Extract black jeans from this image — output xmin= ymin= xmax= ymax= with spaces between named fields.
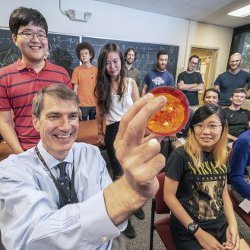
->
xmin=105 ymin=122 xmax=122 ymax=180
xmin=79 ymin=106 xmax=96 ymax=121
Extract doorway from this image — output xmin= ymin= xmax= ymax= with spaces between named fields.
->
xmin=190 ymin=47 xmax=218 ymax=104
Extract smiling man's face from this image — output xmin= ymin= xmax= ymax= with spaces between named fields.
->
xmin=12 ymin=23 xmax=48 ymax=65
xmin=33 ymin=96 xmax=80 ymax=160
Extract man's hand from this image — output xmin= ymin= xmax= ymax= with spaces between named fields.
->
xmin=97 ymin=134 xmax=105 ymax=145
xmin=103 ymin=93 xmax=167 ymax=225
xmin=115 ymin=93 xmax=167 ymax=198
xmin=177 ymin=80 xmax=185 ymax=89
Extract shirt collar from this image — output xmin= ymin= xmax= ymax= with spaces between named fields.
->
xmin=16 ymin=58 xmax=48 ymax=71
xmin=125 ymin=64 xmax=134 ymax=70
xmin=37 ymin=141 xmax=74 ymax=169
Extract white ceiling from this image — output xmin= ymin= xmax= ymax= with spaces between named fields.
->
xmin=94 ymin=0 xmax=250 ymax=28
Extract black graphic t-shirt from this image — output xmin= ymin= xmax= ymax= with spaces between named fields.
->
xmin=165 ymin=146 xmax=228 ymax=222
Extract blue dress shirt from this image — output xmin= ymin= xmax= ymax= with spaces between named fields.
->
xmin=0 ymin=141 xmax=125 ymax=250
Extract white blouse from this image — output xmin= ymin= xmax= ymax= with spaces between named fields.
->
xmin=106 ymin=78 xmax=133 ymax=125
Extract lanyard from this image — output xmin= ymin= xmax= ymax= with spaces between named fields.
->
xmin=35 ymin=146 xmax=77 ymax=206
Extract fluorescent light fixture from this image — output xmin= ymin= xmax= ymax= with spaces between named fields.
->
xmin=228 ymin=5 xmax=250 ymax=17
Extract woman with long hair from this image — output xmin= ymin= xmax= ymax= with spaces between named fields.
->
xmin=94 ymin=44 xmax=140 ymax=239
xmin=95 ymin=43 xmax=139 ymax=180
xmin=164 ymin=104 xmax=249 ymax=250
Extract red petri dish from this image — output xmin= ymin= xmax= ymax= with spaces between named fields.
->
xmin=146 ymin=86 xmax=190 ymax=136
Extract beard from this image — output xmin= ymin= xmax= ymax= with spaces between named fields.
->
xmin=157 ymin=64 xmax=167 ymax=71
xmin=126 ymin=59 xmax=134 ymax=65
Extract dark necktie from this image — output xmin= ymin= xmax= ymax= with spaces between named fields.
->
xmin=57 ymin=162 xmax=78 ymax=208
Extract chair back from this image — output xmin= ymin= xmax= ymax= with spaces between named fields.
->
xmin=155 ymin=172 xmax=171 ymax=214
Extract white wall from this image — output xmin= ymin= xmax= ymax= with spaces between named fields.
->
xmin=0 ymin=0 xmax=233 ymax=82
xmin=187 ymin=21 xmax=233 ymax=80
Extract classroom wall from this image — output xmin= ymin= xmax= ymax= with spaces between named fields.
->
xmin=0 ymin=0 xmax=233 ymax=82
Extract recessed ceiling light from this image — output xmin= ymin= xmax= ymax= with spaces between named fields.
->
xmin=228 ymin=5 xmax=250 ymax=17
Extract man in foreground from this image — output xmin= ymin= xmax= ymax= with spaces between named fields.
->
xmin=0 ymin=84 xmax=166 ymax=249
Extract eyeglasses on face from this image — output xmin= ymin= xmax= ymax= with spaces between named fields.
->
xmin=193 ymin=124 xmax=222 ymax=131
xmin=17 ymin=31 xmax=48 ymax=41
xmin=189 ymin=61 xmax=198 ymax=65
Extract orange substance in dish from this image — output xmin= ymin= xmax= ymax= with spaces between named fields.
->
xmin=147 ymin=92 xmax=186 ymax=135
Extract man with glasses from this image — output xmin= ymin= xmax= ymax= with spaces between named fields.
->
xmin=214 ymin=53 xmax=250 ymax=107
xmin=177 ymin=55 xmax=204 ymax=111
xmin=0 ymin=7 xmax=72 ymax=154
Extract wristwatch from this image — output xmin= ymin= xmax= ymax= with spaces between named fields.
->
xmin=187 ymin=222 xmax=200 ymax=235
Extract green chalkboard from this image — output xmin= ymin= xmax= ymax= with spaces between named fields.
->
xmin=82 ymin=36 xmax=179 ymax=80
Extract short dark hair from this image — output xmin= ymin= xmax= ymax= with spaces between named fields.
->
xmin=76 ymin=42 xmax=95 ymax=62
xmin=124 ymin=48 xmax=137 ymax=61
xmin=203 ymin=88 xmax=220 ymax=100
xmin=189 ymin=55 xmax=200 ymax=63
xmin=157 ymin=50 xmax=168 ymax=59
xmin=231 ymin=88 xmax=247 ymax=97
xmin=9 ymin=7 xmax=48 ymax=35
xmin=32 ymin=84 xmax=79 ymax=118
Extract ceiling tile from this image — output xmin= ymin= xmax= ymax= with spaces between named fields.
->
xmin=94 ymin=0 xmax=250 ymax=27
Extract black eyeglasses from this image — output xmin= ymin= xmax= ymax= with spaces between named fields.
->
xmin=17 ymin=31 xmax=48 ymax=41
xmin=189 ymin=61 xmax=198 ymax=65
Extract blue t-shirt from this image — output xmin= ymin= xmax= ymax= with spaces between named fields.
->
xmin=144 ymin=70 xmax=174 ymax=92
xmin=229 ymin=130 xmax=250 ymax=199
xmin=214 ymin=70 xmax=250 ymax=106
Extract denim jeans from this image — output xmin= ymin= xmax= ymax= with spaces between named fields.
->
xmin=79 ymin=106 xmax=96 ymax=121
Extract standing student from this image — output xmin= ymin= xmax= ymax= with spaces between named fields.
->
xmin=124 ymin=48 xmax=141 ymax=88
xmin=214 ymin=53 xmax=250 ymax=107
xmin=72 ymin=42 xmax=98 ymax=120
xmin=177 ymin=55 xmax=204 ymax=111
xmin=164 ymin=104 xmax=249 ymax=250
xmin=0 ymin=7 xmax=72 ymax=154
xmin=142 ymin=50 xmax=174 ymax=96
xmin=95 ymin=43 xmax=140 ymax=239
